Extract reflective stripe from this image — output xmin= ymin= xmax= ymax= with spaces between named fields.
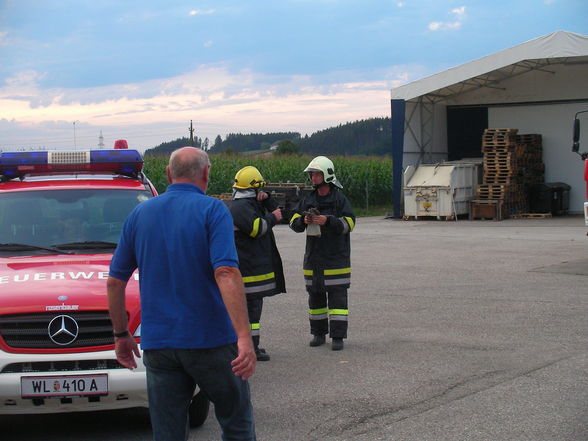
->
xmin=329 ymin=309 xmax=349 ymax=321
xmin=309 ymin=307 xmax=328 ymax=315
xmin=340 ymin=217 xmax=350 ymax=234
xmin=250 ymin=218 xmax=268 ymax=237
xmin=250 ymin=218 xmax=260 ymax=237
xmin=325 ymin=278 xmax=350 ymax=286
xmin=304 ymin=268 xmax=351 ymax=276
xmin=324 ymin=267 xmax=351 ymax=276
xmin=244 ymin=282 xmax=276 ymax=294
xmin=309 ymin=313 xmax=328 ymax=320
xmin=344 ymin=216 xmax=355 ymax=232
xmin=305 ymin=279 xmax=313 ymax=286
xmin=329 ymin=315 xmax=348 ymax=322
xmin=260 ymin=219 xmax=268 ymax=236
xmin=243 ymin=272 xmax=275 ymax=283
xmin=250 ymin=323 xmax=260 ymax=336
xmin=289 ymin=212 xmax=302 ymax=225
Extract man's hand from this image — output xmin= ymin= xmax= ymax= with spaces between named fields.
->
xmin=107 ymin=276 xmax=140 ymax=370
xmin=256 ymin=191 xmax=269 ymax=202
xmin=304 ymin=214 xmax=327 ymax=226
xmin=272 ymin=208 xmax=283 ymax=223
xmin=215 ymin=266 xmax=257 ymax=380
xmin=114 ymin=335 xmax=141 ymax=370
xmin=231 ymin=336 xmax=256 ymax=380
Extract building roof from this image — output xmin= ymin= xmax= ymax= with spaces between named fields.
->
xmin=390 ymin=30 xmax=588 ymax=103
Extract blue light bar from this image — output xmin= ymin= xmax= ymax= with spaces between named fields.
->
xmin=90 ymin=150 xmax=142 ymax=164
xmin=0 ymin=149 xmax=144 ymax=179
xmin=0 ymin=151 xmax=48 ymax=166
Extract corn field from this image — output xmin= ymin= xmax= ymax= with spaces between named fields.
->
xmin=143 ymin=154 xmax=392 ymax=210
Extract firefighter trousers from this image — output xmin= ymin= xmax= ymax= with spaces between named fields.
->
xmin=307 ymin=286 xmax=348 ymax=339
xmin=247 ymin=296 xmax=263 ymax=349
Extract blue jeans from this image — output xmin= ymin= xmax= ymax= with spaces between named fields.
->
xmin=143 ymin=344 xmax=256 ymax=441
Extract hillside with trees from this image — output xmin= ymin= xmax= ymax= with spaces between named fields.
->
xmin=144 ymin=136 xmax=208 ymax=156
xmin=298 ymin=117 xmax=391 ymax=156
xmin=209 ymin=132 xmax=301 ymax=154
xmin=144 ymin=117 xmax=391 ymax=156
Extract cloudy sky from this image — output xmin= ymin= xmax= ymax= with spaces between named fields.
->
xmin=1 ymin=0 xmax=587 ymax=152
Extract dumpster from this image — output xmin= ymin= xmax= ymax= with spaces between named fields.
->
xmin=529 ymin=182 xmax=571 ymax=215
xmin=403 ymin=161 xmax=481 ymax=219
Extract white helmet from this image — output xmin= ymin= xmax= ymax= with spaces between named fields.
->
xmin=303 ymin=156 xmax=343 ymax=188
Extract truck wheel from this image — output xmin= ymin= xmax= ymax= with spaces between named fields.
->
xmin=188 ymin=390 xmax=210 ymax=428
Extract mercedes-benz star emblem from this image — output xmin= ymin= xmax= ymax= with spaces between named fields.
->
xmin=48 ymin=315 xmax=79 ymax=345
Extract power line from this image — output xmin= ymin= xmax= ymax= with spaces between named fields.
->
xmin=0 ymin=127 xmax=194 ymax=148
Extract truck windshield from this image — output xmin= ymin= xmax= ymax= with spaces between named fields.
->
xmin=0 ymin=189 xmax=152 ymax=250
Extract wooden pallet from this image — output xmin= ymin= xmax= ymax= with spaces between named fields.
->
xmin=476 ymin=184 xmax=522 ymax=200
xmin=510 ymin=213 xmax=552 ymax=219
xmin=210 ymin=193 xmax=232 ymax=200
xmin=482 ymin=128 xmax=518 ymax=146
xmin=403 ymin=215 xmax=456 ymax=221
xmin=482 ymin=144 xmax=517 ymax=152
xmin=470 ymin=199 xmax=504 ymax=221
xmin=484 ymin=128 xmax=518 ymax=134
xmin=483 ymin=169 xmax=518 ymax=175
xmin=483 ymin=176 xmax=519 ymax=184
xmin=515 ymin=134 xmax=542 ymax=145
xmin=485 ymin=158 xmax=518 ymax=164
xmin=483 ymin=165 xmax=517 ymax=172
xmin=483 ymin=150 xmax=514 ymax=158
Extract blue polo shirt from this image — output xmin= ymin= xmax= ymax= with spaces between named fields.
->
xmin=109 ymin=183 xmax=239 ymax=349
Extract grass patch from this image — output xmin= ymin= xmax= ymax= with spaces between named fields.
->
xmin=354 ymin=204 xmax=393 ymax=217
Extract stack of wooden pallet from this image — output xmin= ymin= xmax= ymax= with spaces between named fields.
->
xmin=515 ymin=134 xmax=545 ymax=189
xmin=471 ymin=128 xmax=545 ymax=220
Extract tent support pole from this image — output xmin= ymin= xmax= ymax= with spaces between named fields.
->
xmin=391 ymin=98 xmax=406 ymax=218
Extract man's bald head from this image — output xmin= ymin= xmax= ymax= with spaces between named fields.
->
xmin=167 ymin=147 xmax=211 ymax=189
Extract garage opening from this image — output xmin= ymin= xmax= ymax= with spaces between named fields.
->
xmin=447 ymin=106 xmax=488 ymax=161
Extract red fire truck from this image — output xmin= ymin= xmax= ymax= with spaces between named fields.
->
xmin=0 ymin=146 xmax=209 ymax=426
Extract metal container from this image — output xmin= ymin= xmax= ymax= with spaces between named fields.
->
xmin=403 ymin=160 xmax=482 ymax=219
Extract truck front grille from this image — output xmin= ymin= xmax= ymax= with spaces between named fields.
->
xmin=1 ymin=359 xmax=123 ymax=373
xmin=0 ymin=312 xmax=114 ymax=349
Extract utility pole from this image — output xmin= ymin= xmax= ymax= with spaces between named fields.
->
xmin=189 ymin=120 xmax=195 ymax=147
xmin=98 ymin=130 xmax=105 ymax=149
xmin=73 ymin=121 xmax=79 ymax=149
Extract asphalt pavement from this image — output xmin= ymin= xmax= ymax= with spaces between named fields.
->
xmin=3 ymin=215 xmax=587 ymax=441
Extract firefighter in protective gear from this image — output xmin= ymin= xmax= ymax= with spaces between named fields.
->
xmin=289 ymin=156 xmax=355 ymax=351
xmin=229 ymin=166 xmax=286 ymax=361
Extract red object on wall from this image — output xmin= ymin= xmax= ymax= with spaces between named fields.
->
xmin=584 ymin=159 xmax=588 ymax=199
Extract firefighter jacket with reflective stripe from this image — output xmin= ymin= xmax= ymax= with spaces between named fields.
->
xmin=228 ymin=196 xmax=286 ymax=299
xmin=289 ymin=186 xmax=355 ymax=288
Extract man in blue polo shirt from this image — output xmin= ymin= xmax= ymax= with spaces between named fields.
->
xmin=107 ymin=147 xmax=256 ymax=441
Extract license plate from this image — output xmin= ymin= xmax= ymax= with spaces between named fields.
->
xmin=21 ymin=374 xmax=108 ymax=398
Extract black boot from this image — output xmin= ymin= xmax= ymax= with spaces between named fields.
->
xmin=331 ymin=338 xmax=344 ymax=351
xmin=309 ymin=335 xmax=326 ymax=347
xmin=255 ymin=348 xmax=270 ymax=361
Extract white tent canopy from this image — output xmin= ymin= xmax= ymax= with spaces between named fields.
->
xmin=391 ymin=30 xmax=588 ymax=102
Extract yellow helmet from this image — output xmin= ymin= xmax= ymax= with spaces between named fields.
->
xmin=233 ymin=166 xmax=266 ymax=190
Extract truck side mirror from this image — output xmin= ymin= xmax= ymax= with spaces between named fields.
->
xmin=573 ymin=118 xmax=580 ymax=153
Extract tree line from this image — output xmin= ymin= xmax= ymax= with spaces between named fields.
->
xmin=145 ymin=117 xmax=391 ymax=157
